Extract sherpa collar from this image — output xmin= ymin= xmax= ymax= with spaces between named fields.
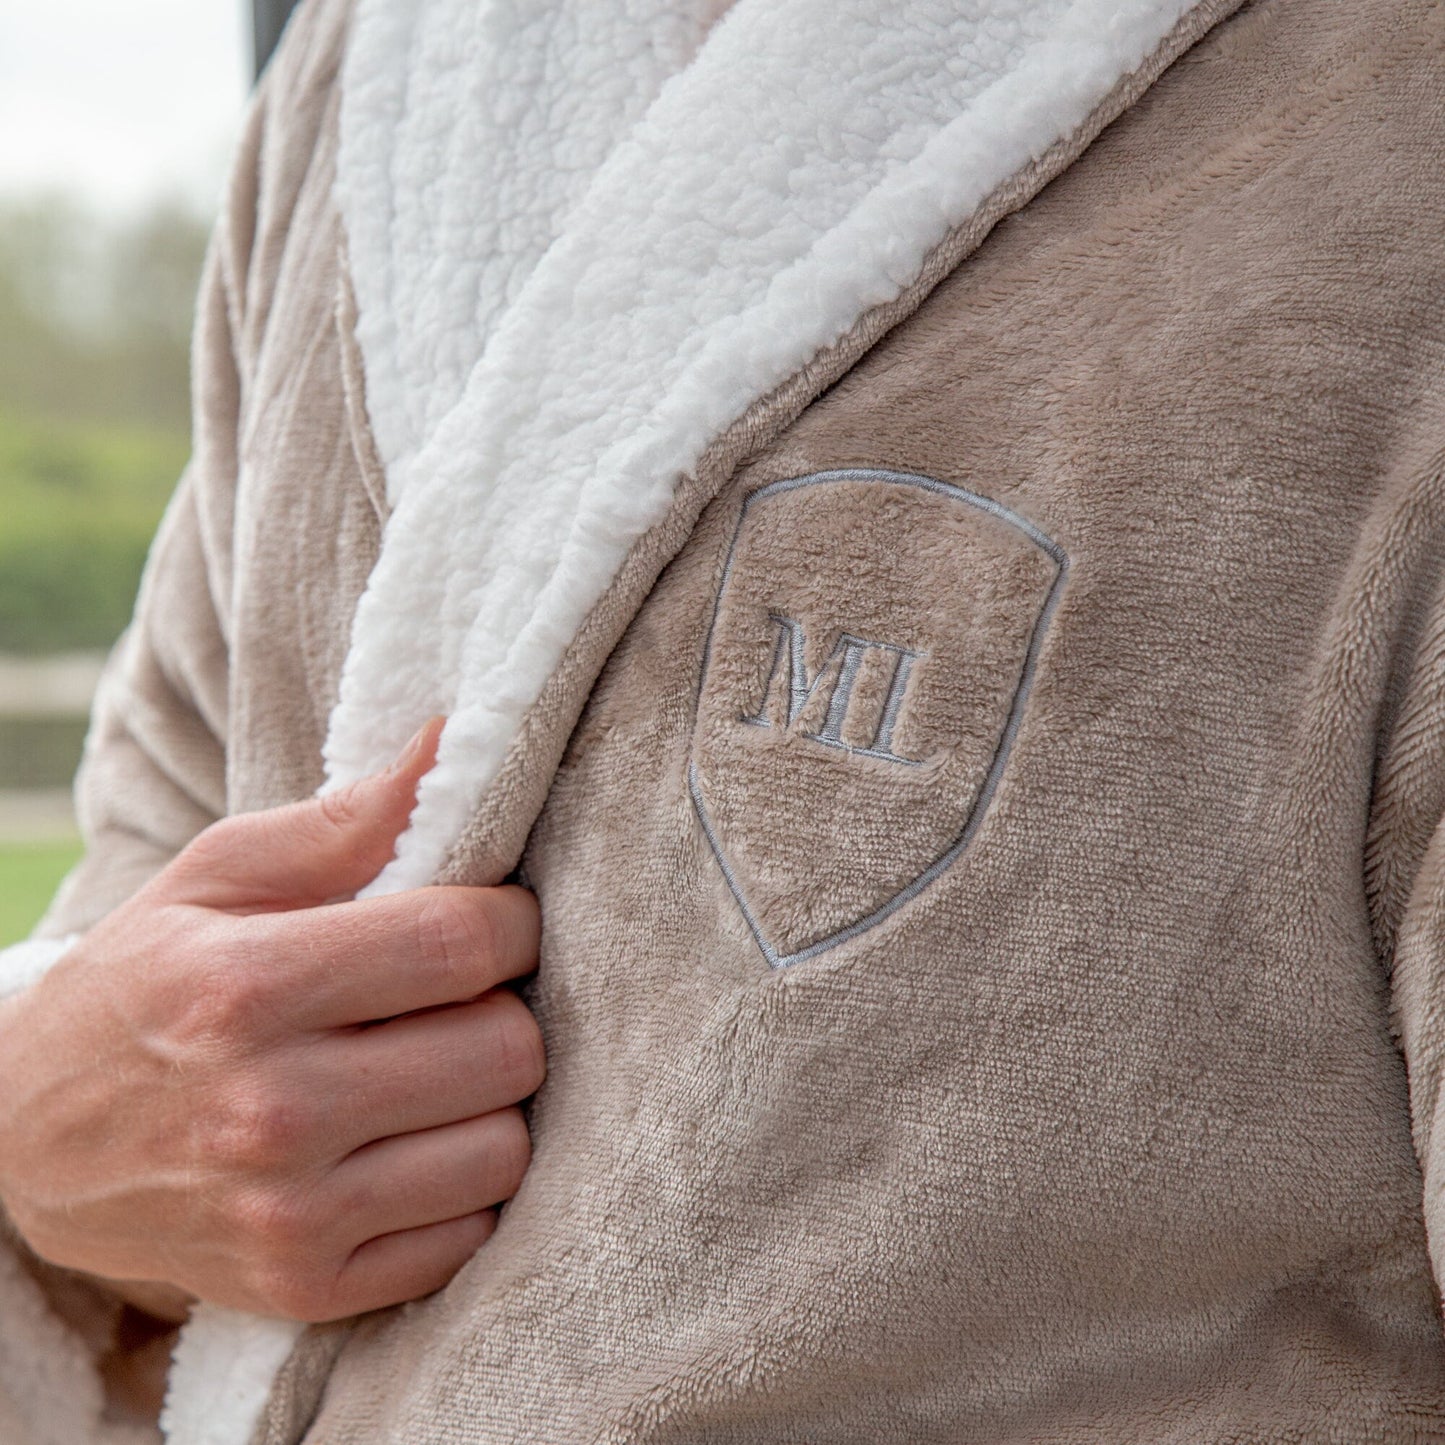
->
xmin=164 ymin=1 xmax=1236 ymax=1440
xmin=322 ymin=0 xmax=1233 ymax=896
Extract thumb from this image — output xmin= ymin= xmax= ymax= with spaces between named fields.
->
xmin=168 ymin=717 xmax=446 ymax=911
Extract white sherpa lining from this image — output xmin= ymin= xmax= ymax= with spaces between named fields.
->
xmin=339 ymin=0 xmax=725 ymax=490
xmin=159 ymin=1309 xmax=302 ymax=1445
xmin=0 ymin=1 xmax=1224 ymax=1441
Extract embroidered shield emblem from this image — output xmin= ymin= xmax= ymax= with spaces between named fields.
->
xmin=690 ymin=468 xmax=1067 ymax=968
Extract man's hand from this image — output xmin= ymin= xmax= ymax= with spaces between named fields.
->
xmin=0 ymin=720 xmax=544 ymax=1324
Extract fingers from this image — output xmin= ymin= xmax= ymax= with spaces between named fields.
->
xmin=322 ymin=1110 xmax=533 ymax=1319
xmin=327 ymin=1109 xmax=531 ymax=1243
xmin=321 ymin=993 xmax=545 ymax=1148
xmin=321 ymin=1211 xmax=498 ymax=1322
xmin=244 ymin=884 xmax=541 ymax=1029
xmin=165 ymin=717 xmax=445 ymax=911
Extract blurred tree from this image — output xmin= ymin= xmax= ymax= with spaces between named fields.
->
xmin=0 ymin=197 xmax=206 ymax=653
xmin=0 ymin=197 xmax=208 ymax=434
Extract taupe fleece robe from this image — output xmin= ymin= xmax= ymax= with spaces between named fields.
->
xmin=5 ymin=0 xmax=1445 ymax=1441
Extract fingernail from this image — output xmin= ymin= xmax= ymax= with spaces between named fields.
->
xmin=392 ymin=716 xmax=445 ymax=774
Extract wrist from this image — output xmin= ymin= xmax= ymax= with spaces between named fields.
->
xmin=0 ymin=983 xmax=192 ymax=1325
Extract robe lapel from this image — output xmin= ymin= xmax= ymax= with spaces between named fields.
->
xmin=323 ymin=0 xmax=1247 ymax=898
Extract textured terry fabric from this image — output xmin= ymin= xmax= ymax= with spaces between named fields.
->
xmin=2 ymin=0 xmax=1445 ymax=1441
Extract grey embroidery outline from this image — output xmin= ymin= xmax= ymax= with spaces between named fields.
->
xmin=689 ymin=468 xmax=1069 ymax=971
xmin=741 ymin=615 xmax=925 ymax=766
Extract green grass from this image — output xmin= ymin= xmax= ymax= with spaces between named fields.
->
xmin=0 ymin=407 xmax=187 ymax=653
xmin=0 ymin=840 xmax=82 ymax=947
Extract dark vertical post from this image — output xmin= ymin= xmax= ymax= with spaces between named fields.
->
xmin=252 ymin=0 xmax=302 ymax=81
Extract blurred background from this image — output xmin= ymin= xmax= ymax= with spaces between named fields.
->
xmin=0 ymin=0 xmax=297 ymax=944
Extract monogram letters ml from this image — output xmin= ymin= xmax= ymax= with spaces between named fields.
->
xmin=741 ymin=615 xmax=922 ymax=765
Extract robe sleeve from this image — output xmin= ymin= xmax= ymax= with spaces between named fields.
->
xmin=1391 ymin=820 xmax=1445 ymax=1298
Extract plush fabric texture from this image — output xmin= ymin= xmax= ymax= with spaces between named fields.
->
xmin=159 ymin=1311 xmax=308 ymax=1445
xmin=337 ymin=0 xmax=725 ymax=489
xmin=302 ymin=7 xmax=1445 ymax=1435
xmin=4 ymin=0 xmax=1445 ymax=1440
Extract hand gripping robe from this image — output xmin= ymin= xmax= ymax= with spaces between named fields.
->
xmin=4 ymin=0 xmax=1445 ymax=1440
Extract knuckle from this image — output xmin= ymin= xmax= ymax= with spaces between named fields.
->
xmin=332 ymin=1171 xmax=380 ymax=1224
xmin=233 ymin=1185 xmax=308 ymax=1251
xmin=192 ymin=961 xmax=272 ymax=1039
xmin=416 ymin=892 xmax=495 ymax=987
xmin=175 ymin=816 xmax=248 ymax=877
xmin=213 ymin=1085 xmax=312 ymax=1172
xmin=231 ymin=1187 xmax=341 ymax=1320
xmin=316 ymin=785 xmax=363 ymax=835
xmin=140 ymin=913 xmax=281 ymax=1049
